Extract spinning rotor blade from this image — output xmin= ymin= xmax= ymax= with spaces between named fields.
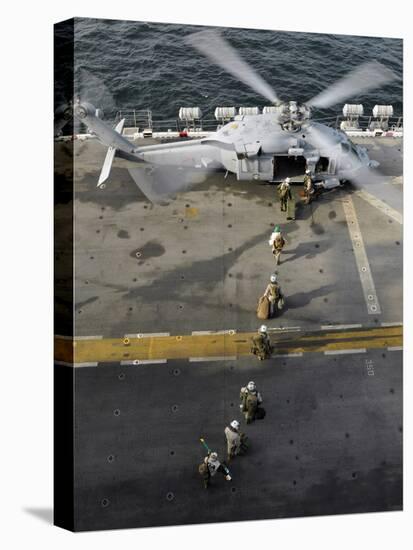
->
xmin=76 ymin=68 xmax=117 ymax=116
xmin=55 ymin=70 xmax=117 ymax=134
xmin=307 ymin=61 xmax=397 ymax=109
xmin=128 ymin=164 xmax=215 ymax=204
xmin=308 ymin=123 xmax=342 ymax=158
xmin=186 ymin=30 xmax=279 ymax=104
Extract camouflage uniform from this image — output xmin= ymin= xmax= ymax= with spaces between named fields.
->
xmin=224 ymin=425 xmax=241 ymax=461
xmin=272 ymin=233 xmax=285 ymax=265
xmin=251 ymin=332 xmax=272 ymax=360
xmin=240 ymin=386 xmax=264 ymax=423
xmin=198 ymin=460 xmax=211 ymax=489
xmin=303 ymin=174 xmax=313 ymax=204
xmin=198 ymin=453 xmax=230 ymax=488
xmin=278 ymin=182 xmax=292 ymax=212
xmin=264 ymin=282 xmax=281 ymax=318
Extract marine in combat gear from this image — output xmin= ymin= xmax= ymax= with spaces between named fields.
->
xmin=224 ymin=420 xmax=249 ymax=461
xmin=251 ymin=325 xmax=272 ymax=360
xmin=278 ymin=178 xmax=292 ymax=212
xmin=303 ymin=169 xmax=314 ymax=204
xmin=198 ymin=451 xmax=231 ymax=489
xmin=240 ymin=381 xmax=264 ymax=424
xmin=269 ymin=225 xmax=286 ymax=265
xmin=263 ymin=274 xmax=285 ymax=318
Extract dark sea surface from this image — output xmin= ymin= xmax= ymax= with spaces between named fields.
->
xmin=68 ymin=18 xmax=402 ymax=123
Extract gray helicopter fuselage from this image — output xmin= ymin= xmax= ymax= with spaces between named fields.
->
xmin=133 ymin=113 xmax=370 ymax=182
xmin=76 ymin=103 xmax=374 ymax=187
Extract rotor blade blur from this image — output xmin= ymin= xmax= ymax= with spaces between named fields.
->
xmin=128 ymin=164 xmax=214 ymax=204
xmin=76 ymin=68 xmax=117 ymax=116
xmin=307 ymin=61 xmax=397 ymax=109
xmin=307 ymin=123 xmax=342 ymax=157
xmin=186 ymin=30 xmax=279 ymax=104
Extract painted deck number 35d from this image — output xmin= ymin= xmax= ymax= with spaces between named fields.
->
xmin=365 ymin=358 xmax=375 ymax=376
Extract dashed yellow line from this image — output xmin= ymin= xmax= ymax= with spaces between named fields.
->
xmin=54 ymin=325 xmax=402 ymax=365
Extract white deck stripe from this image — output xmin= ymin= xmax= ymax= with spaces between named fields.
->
xmin=56 ymin=360 xmax=99 ymax=367
xmin=387 ymin=346 xmax=403 ymax=351
xmin=354 ymin=189 xmax=402 ymax=225
xmin=381 ymin=322 xmax=403 ymax=327
xmin=342 ymin=196 xmax=381 ymax=315
xmin=120 ymin=359 xmax=167 ymax=365
xmin=273 ymin=353 xmax=303 ymax=358
xmin=267 ymin=326 xmax=301 ymax=332
xmin=125 ymin=332 xmax=170 ymax=338
xmin=321 ymin=324 xmax=362 ymax=330
xmin=74 ymin=335 xmax=103 ymax=340
xmin=191 ymin=330 xmax=236 ymax=335
xmin=189 ymin=356 xmax=237 ymax=362
xmin=324 ymin=348 xmax=366 ymax=355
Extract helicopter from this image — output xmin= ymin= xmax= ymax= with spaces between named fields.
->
xmin=66 ymin=30 xmax=398 ymax=204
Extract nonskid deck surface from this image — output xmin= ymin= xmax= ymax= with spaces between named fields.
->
xmin=68 ymin=136 xmax=402 ymax=338
xmin=55 ymin=136 xmax=403 ymax=530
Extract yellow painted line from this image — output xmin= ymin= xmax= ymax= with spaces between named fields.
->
xmin=54 ymin=325 xmax=402 ymax=365
xmin=185 ymin=207 xmax=199 ymax=218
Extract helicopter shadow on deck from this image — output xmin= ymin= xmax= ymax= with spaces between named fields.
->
xmin=123 ymin=227 xmax=272 ymax=307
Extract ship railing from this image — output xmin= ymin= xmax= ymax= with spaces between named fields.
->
xmin=114 ymin=109 xmax=153 ymax=129
xmin=114 ymin=109 xmax=224 ymax=133
xmin=113 ymin=109 xmax=403 ymax=134
xmin=330 ymin=114 xmax=403 ymax=131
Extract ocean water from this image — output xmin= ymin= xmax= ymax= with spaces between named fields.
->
xmin=65 ymin=18 xmax=403 ymax=123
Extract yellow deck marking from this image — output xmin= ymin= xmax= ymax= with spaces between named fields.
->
xmin=55 ymin=325 xmax=403 ymax=365
xmin=185 ymin=207 xmax=199 ymax=218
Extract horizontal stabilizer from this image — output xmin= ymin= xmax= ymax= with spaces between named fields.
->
xmin=97 ymin=118 xmax=125 ymax=186
xmin=98 ymin=146 xmax=116 ymax=186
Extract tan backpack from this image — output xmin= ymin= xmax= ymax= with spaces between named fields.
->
xmin=274 ymin=235 xmax=284 ymax=248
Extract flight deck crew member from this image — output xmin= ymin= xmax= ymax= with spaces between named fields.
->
xmin=198 ymin=451 xmax=231 ymax=489
xmin=251 ymin=325 xmax=272 ymax=361
xmin=224 ymin=420 xmax=242 ymax=461
xmin=240 ymin=381 xmax=264 ymax=423
xmin=303 ymin=169 xmax=314 ymax=204
xmin=263 ymin=274 xmax=284 ymax=318
xmin=269 ymin=225 xmax=286 ymax=265
xmin=278 ymin=177 xmax=292 ymax=212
